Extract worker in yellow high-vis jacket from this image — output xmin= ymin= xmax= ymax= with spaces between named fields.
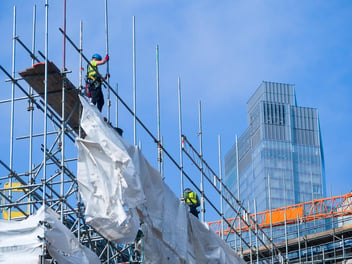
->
xmin=184 ymin=188 xmax=200 ymax=218
xmin=86 ymin=53 xmax=109 ymax=112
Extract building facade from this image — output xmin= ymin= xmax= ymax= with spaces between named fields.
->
xmin=224 ymin=81 xmax=326 ymax=218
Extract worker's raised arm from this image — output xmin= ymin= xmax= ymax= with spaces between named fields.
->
xmin=96 ymin=54 xmax=109 ymax=66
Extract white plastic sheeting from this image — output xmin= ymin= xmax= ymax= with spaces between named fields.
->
xmin=0 ymin=205 xmax=100 ymax=264
xmin=76 ymin=96 xmax=244 ymax=263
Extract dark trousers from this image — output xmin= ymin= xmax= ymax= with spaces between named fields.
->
xmin=89 ymin=83 xmax=104 ymax=112
xmin=189 ymin=206 xmax=199 ymax=218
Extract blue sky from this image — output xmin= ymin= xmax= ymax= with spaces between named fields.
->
xmin=1 ymin=1 xmax=352 ymax=220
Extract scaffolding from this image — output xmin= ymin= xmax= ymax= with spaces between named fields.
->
xmin=1 ymin=1 xmax=351 ymax=264
xmin=208 ymin=192 xmax=352 ymax=262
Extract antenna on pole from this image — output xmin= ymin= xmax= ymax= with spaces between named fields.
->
xmin=104 ymin=0 xmax=111 ymax=121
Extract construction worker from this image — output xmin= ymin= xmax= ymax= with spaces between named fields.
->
xmin=183 ymin=188 xmax=200 ymax=218
xmin=86 ymin=53 xmax=109 ymax=112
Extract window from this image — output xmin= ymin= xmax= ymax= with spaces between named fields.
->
xmin=263 ymin=102 xmax=285 ymax=126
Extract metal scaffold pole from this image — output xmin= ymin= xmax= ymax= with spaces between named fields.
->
xmin=78 ymin=17 xmax=83 ymax=237
xmin=178 ymin=77 xmax=184 ymax=197
xmin=10 ymin=6 xmax=16 ymax=173
xmin=297 ymin=215 xmax=301 ymax=263
xmin=218 ymin=135 xmax=224 ymax=239
xmin=60 ymin=0 xmax=67 ymax=223
xmin=8 ymin=5 xmax=17 ymax=220
xmin=43 ymin=0 xmax=49 ymax=207
xmin=198 ymin=100 xmax=205 ymax=223
xmin=235 ymin=134 xmax=239 ymax=250
xmin=28 ymin=4 xmax=36 ymax=215
xmin=284 ymin=209 xmax=288 ymax=261
xmin=105 ymin=0 xmax=111 ymax=121
xmin=42 ymin=1 xmax=49 ymax=261
xmin=78 ymin=20 xmax=83 ymax=138
xmin=115 ymin=83 xmax=119 ymax=126
xmin=254 ymin=199 xmax=259 ymax=264
xmin=235 ymin=134 xmax=240 ymax=201
xmin=161 ymin=136 xmax=164 ymax=179
xmin=62 ymin=0 xmax=66 ymax=69
xmin=156 ymin=45 xmax=162 ymax=177
xmin=79 ymin=21 xmax=83 ymax=92
xmin=248 ymin=201 xmax=253 ymax=263
xmin=132 ymin=16 xmax=137 ymax=145
xmin=268 ymin=174 xmax=274 ymax=263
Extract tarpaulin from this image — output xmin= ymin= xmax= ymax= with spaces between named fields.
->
xmin=0 ymin=205 xmax=100 ymax=264
xmin=76 ymin=96 xmax=244 ymax=263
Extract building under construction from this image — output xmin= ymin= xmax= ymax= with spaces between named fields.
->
xmin=1 ymin=1 xmax=352 ymax=263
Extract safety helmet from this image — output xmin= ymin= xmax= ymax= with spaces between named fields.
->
xmin=92 ymin=53 xmax=102 ymax=60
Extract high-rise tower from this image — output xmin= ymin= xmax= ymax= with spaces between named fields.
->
xmin=224 ymin=81 xmax=326 ymax=217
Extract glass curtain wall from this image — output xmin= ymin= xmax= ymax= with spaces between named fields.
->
xmin=224 ymin=81 xmax=326 ymax=230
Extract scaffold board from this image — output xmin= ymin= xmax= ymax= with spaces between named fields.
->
xmin=19 ymin=61 xmax=81 ymax=133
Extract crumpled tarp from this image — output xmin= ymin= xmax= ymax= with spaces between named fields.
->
xmin=76 ymin=95 xmax=244 ymax=263
xmin=0 ymin=205 xmax=100 ymax=264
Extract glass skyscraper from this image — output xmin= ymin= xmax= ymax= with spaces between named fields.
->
xmin=224 ymin=81 xmax=326 ymax=218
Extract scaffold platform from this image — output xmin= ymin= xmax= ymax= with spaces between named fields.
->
xmin=19 ymin=61 xmax=81 ymax=133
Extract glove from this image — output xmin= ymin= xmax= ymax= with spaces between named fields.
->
xmin=105 ymin=54 xmax=109 ymax=61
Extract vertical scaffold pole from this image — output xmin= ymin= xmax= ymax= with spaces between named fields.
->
xmin=10 ymin=6 xmax=16 ymax=172
xmin=268 ymin=174 xmax=274 ymax=263
xmin=156 ymin=45 xmax=162 ymax=177
xmin=239 ymin=209 xmax=242 ymax=257
xmin=248 ymin=200 xmax=253 ymax=264
xmin=254 ymin=199 xmax=259 ymax=264
xmin=235 ymin=135 xmax=240 ymax=201
xmin=161 ymin=136 xmax=164 ymax=179
xmin=42 ymin=1 xmax=49 ymax=262
xmin=62 ymin=0 xmax=66 ymax=69
xmin=178 ymin=77 xmax=184 ymax=197
xmin=105 ymin=0 xmax=111 ymax=121
xmin=132 ymin=16 xmax=137 ymax=145
xmin=198 ymin=101 xmax=205 ymax=223
xmin=235 ymin=134 xmax=240 ymax=249
xmin=115 ymin=83 xmax=119 ymax=126
xmin=79 ymin=21 xmax=83 ymax=93
xmin=284 ymin=209 xmax=288 ymax=261
xmin=342 ymin=234 xmax=345 ymax=261
xmin=218 ymin=135 xmax=224 ymax=239
xmin=60 ymin=0 xmax=67 ymax=222
xmin=78 ymin=20 xmax=83 ymax=238
xmin=43 ymin=0 xmax=49 ymax=206
xmin=78 ymin=20 xmax=83 ymax=139
xmin=297 ymin=215 xmax=301 ymax=263
xmin=9 ymin=5 xmax=17 ymax=220
xmin=29 ymin=4 xmax=36 ymax=215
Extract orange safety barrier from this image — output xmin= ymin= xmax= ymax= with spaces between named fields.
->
xmin=208 ymin=192 xmax=352 ymax=235
xmin=263 ymin=206 xmax=303 ymax=226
